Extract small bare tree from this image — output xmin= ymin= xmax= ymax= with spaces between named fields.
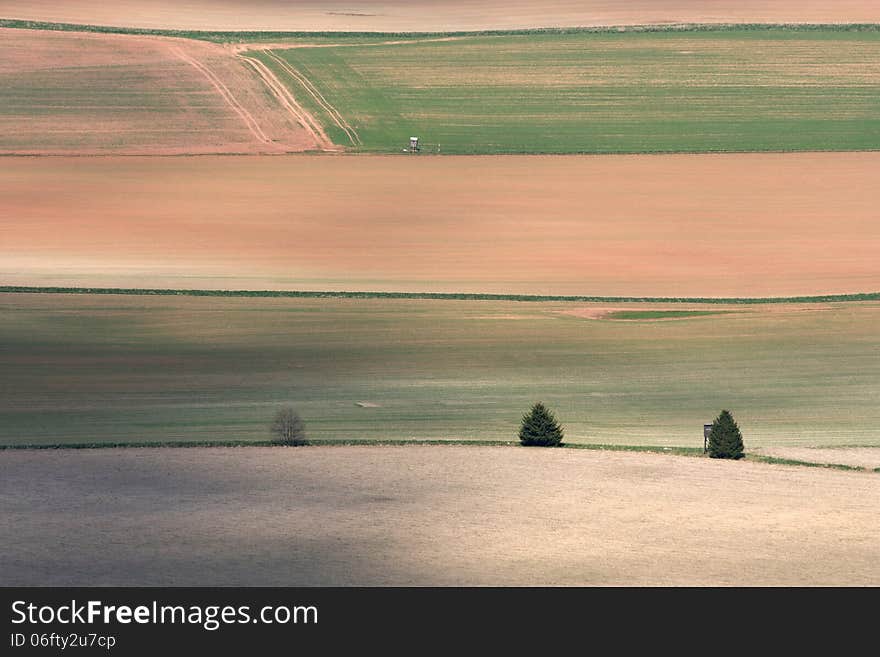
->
xmin=271 ymin=406 xmax=308 ymax=446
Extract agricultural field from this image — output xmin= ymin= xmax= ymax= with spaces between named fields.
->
xmin=2 ymin=1 xmax=879 ymax=32
xmin=0 ymin=27 xmax=322 ymax=154
xmin=5 ymin=24 xmax=880 ymax=155
xmin=1 ymin=7 xmax=879 ymax=596
xmin=247 ymin=28 xmax=880 ymax=153
xmin=4 ymin=153 xmax=879 ymax=297
xmin=752 ymin=447 xmax=880 ymax=470
xmin=2 ymin=293 xmax=879 ymax=448
xmin=1 ymin=446 xmax=877 ymax=585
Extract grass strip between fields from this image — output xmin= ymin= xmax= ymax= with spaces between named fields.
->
xmin=603 ymin=310 xmax=736 ymax=320
xmin=0 ymin=439 xmax=872 ymax=473
xmin=3 ymin=286 xmax=880 ymax=304
xmin=3 ymin=19 xmax=880 ymax=42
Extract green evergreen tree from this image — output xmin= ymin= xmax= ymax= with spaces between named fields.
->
xmin=707 ymin=409 xmax=744 ymax=459
xmin=519 ymin=402 xmax=565 ymax=447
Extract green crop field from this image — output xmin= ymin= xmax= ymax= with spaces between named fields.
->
xmin=248 ymin=28 xmax=880 ymax=153
xmin=603 ymin=310 xmax=735 ymax=320
xmin=2 ymin=293 xmax=879 ymax=448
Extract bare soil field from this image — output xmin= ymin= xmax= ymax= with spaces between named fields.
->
xmin=3 ymin=153 xmax=879 ymax=297
xmin=0 ymin=28 xmax=320 ymax=154
xmin=754 ymin=447 xmax=880 ymax=470
xmin=0 ymin=446 xmax=876 ymax=586
xmin=2 ymin=1 xmax=879 ymax=32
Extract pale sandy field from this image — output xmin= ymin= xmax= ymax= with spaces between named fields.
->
xmin=2 ymin=1 xmax=879 ymax=31
xmin=0 ymin=28 xmax=320 ymax=154
xmin=3 ymin=153 xmax=879 ymax=297
xmin=0 ymin=447 xmax=877 ymax=586
xmin=754 ymin=447 xmax=880 ymax=470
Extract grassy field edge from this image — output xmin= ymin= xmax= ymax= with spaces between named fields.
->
xmin=0 ymin=439 xmax=871 ymax=472
xmin=3 ymin=286 xmax=879 ymax=304
xmin=3 ymin=19 xmax=880 ymax=42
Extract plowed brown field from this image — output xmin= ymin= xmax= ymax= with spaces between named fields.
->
xmin=3 ymin=153 xmax=878 ymax=297
xmin=0 ymin=28 xmax=321 ymax=154
xmin=2 ymin=1 xmax=879 ymax=31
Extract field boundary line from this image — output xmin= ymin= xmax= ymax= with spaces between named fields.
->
xmin=4 ymin=19 xmax=880 ymax=42
xmin=2 ymin=286 xmax=879 ymax=304
xmin=0 ymin=439 xmax=874 ymax=473
xmin=167 ymin=45 xmax=274 ymax=147
xmin=263 ymin=49 xmax=361 ymax=146
xmin=232 ymin=36 xmax=469 ymax=52
xmin=237 ymin=53 xmax=335 ymax=150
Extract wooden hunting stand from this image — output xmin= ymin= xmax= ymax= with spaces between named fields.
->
xmin=703 ymin=423 xmax=713 ymax=453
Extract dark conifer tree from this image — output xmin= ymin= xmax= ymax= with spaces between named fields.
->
xmin=707 ymin=409 xmax=744 ymax=459
xmin=519 ymin=402 xmax=565 ymax=447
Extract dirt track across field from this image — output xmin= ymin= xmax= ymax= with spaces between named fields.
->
xmin=2 ymin=1 xmax=879 ymax=32
xmin=0 ymin=28 xmax=322 ymax=154
xmin=1 ymin=447 xmax=877 ymax=586
xmin=3 ymin=153 xmax=879 ymax=297
xmin=237 ymin=52 xmax=335 ymax=150
xmin=260 ymin=50 xmax=361 ymax=146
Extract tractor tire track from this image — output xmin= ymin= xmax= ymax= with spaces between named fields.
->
xmin=237 ymin=53 xmax=335 ymax=151
xmin=264 ymin=50 xmax=361 ymax=147
xmin=168 ymin=46 xmax=275 ymax=147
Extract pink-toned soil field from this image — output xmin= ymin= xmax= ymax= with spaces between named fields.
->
xmin=2 ymin=153 xmax=879 ymax=297
xmin=2 ymin=1 xmax=879 ymax=32
xmin=0 ymin=28 xmax=322 ymax=154
xmin=1 ymin=446 xmax=877 ymax=585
